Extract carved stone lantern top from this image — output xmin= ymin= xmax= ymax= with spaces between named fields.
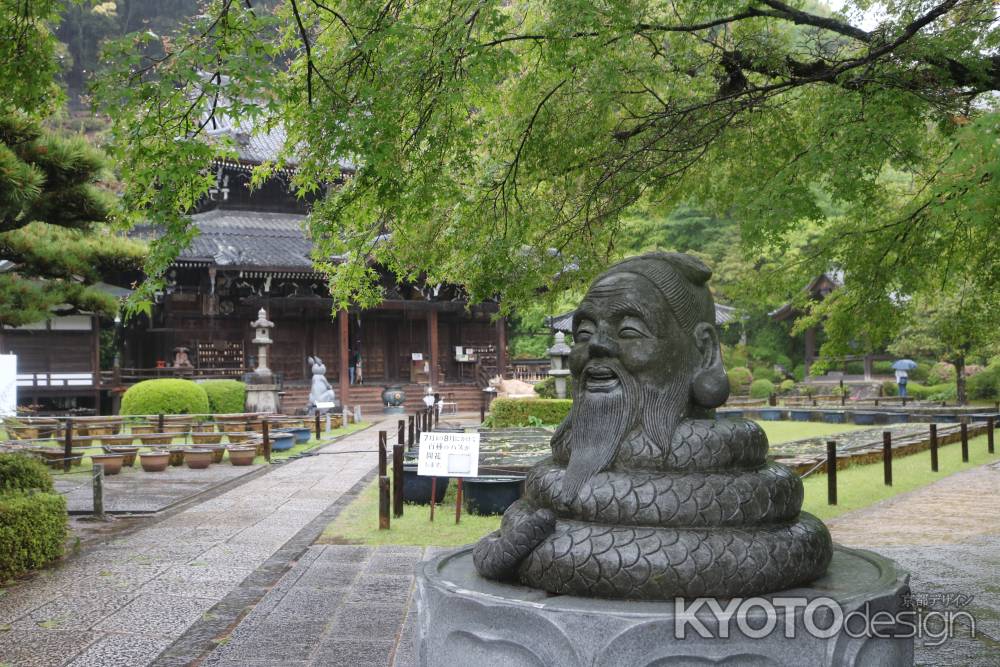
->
xmin=251 ymin=308 xmax=274 ymax=345
xmin=547 ymin=331 xmax=571 ymax=372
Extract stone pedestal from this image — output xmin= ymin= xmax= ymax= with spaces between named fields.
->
xmin=245 ymin=384 xmax=280 ymax=414
xmin=416 ymin=546 xmax=913 ymax=667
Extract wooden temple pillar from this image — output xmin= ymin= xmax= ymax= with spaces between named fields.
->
xmin=803 ymin=326 xmax=816 ymax=377
xmin=863 ymin=354 xmax=874 ymax=380
xmin=338 ymin=309 xmax=349 ymax=405
xmin=496 ymin=316 xmax=508 ymax=379
xmin=428 ymin=309 xmax=439 ymax=387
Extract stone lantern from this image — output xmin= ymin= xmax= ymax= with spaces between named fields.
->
xmin=250 ymin=308 xmax=274 ymax=377
xmin=547 ymin=331 xmax=572 ymax=399
xmin=245 ymin=308 xmax=279 ymax=414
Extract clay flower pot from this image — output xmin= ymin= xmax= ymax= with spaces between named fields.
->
xmin=139 ymin=451 xmax=170 ymax=472
xmin=167 ymin=448 xmax=186 ymax=467
xmin=270 ymin=433 xmax=295 ymax=452
xmin=127 ymin=424 xmax=157 ymax=435
xmin=91 ymin=453 xmax=124 ymax=475
xmin=227 ymin=446 xmax=256 ymax=466
xmin=209 ymin=445 xmax=226 ymax=464
xmin=103 ymin=445 xmax=139 ymax=467
xmin=30 ymin=448 xmax=65 ymax=469
xmin=183 ymin=448 xmax=213 ymax=469
xmin=191 ymin=432 xmax=222 ymax=445
xmin=224 ymin=432 xmax=251 ymax=445
xmin=139 ymin=434 xmax=173 ymax=447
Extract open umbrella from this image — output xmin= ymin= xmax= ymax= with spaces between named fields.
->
xmin=891 ymin=359 xmax=918 ymax=371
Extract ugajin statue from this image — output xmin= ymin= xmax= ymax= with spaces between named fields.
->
xmin=473 ymin=252 xmax=832 ymax=599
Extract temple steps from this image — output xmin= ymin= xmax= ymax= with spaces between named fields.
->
xmin=280 ymin=383 xmax=488 ymax=416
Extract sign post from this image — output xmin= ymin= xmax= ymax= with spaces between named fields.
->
xmin=418 ymin=431 xmax=480 ymax=524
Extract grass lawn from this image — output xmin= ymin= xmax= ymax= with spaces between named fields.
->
xmin=319 ymin=469 xmax=501 ymax=547
xmin=802 ymin=433 xmax=999 ymax=521
xmin=755 ymin=420 xmax=868 ymax=444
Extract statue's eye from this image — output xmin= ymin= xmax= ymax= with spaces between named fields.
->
xmin=619 ymin=326 xmax=645 ymax=339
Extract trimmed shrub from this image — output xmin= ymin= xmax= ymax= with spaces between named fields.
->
xmin=882 ymin=381 xmax=899 ymax=397
xmin=0 ymin=492 xmax=67 ymax=582
xmin=968 ymin=362 xmax=1000 ymax=400
xmin=779 ymin=379 xmax=795 ymax=394
xmin=873 ymin=361 xmax=894 ymax=375
xmin=489 ymin=398 xmax=572 ymax=427
xmin=749 ymin=379 xmax=775 ymax=399
xmin=751 ymin=366 xmax=779 ymax=383
xmin=0 ymin=454 xmax=54 ymax=493
xmin=904 ymin=382 xmax=954 ymax=400
xmin=199 ymin=380 xmax=246 ymax=413
xmin=533 ymin=376 xmax=574 ymax=399
xmin=120 ymin=379 xmax=210 ymax=417
xmin=928 ymin=362 xmax=956 ymax=385
xmin=907 ymin=362 xmax=930 ymax=383
xmin=727 ymin=367 xmax=753 ymax=395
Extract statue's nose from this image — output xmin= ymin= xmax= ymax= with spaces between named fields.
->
xmin=587 ymin=330 xmax=618 ymax=357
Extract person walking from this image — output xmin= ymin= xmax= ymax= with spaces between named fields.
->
xmin=895 ymin=367 xmax=909 ymax=397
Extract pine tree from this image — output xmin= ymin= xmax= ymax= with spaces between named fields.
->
xmin=0 ymin=113 xmax=145 ymax=326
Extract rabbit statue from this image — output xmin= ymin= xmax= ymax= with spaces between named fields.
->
xmin=307 ymin=356 xmax=338 ymax=413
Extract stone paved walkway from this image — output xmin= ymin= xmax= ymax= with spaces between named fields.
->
xmin=0 ymin=421 xmax=389 ymax=667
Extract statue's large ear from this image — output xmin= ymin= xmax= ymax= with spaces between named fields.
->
xmin=691 ymin=321 xmax=730 ymax=409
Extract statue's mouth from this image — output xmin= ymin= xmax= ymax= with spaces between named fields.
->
xmin=583 ymin=365 xmax=620 ymax=392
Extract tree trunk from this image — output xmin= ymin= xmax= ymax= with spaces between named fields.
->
xmin=954 ymin=357 xmax=967 ymax=406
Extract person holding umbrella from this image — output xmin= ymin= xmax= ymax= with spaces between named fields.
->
xmin=892 ymin=359 xmax=917 ymax=397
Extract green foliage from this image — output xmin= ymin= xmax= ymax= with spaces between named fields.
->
xmin=727 ymin=367 xmax=753 ymax=395
xmin=928 ymin=362 xmax=956 ymax=385
xmin=489 ymin=399 xmax=572 ymax=427
xmin=120 ymin=379 xmax=210 ymax=416
xmin=0 ymin=454 xmax=54 ymax=494
xmin=750 ymin=366 xmax=779 ymax=383
xmin=967 ymin=362 xmax=1000 ymax=400
xmin=199 ymin=380 xmax=246 ymax=414
xmin=779 ymin=379 xmax=796 ymax=395
xmin=749 ymin=379 xmax=775 ymax=399
xmin=873 ymin=361 xmax=894 ymax=375
xmin=95 ymin=0 xmax=1000 ymax=328
xmin=721 ymin=344 xmax=749 ymax=370
xmin=882 ymin=381 xmax=899 ymax=397
xmin=533 ymin=375 xmax=573 ymax=399
xmin=0 ymin=491 xmax=67 ymax=582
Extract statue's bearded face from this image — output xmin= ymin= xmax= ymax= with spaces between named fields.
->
xmin=561 ymin=272 xmax=696 ymax=497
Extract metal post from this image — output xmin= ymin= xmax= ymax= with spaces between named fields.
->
xmin=63 ymin=417 xmax=73 ymax=473
xmin=930 ymin=423 xmax=939 ymax=472
xmin=408 ymin=415 xmax=414 ymax=448
xmin=378 ymin=431 xmax=387 ymax=476
xmin=392 ymin=444 xmax=404 ymax=518
xmin=429 ymin=477 xmax=436 ymax=522
xmin=262 ymin=418 xmax=271 ymax=463
xmin=378 ymin=476 xmax=391 ymax=530
xmin=92 ymin=464 xmax=105 ymax=520
xmin=961 ymin=422 xmax=969 ymax=463
xmin=455 ymin=477 xmax=463 ymax=524
xmin=315 ymin=413 xmax=321 ymax=440
xmin=158 ymin=413 xmax=165 ymax=433
xmin=397 ymin=419 xmax=405 ymax=446
xmin=882 ymin=431 xmax=892 ymax=486
xmin=826 ymin=440 xmax=837 ymax=506
xmin=415 ymin=412 xmax=421 ymax=446
xmin=480 ymin=393 xmax=486 ymax=423
xmin=988 ymin=417 xmax=995 ymax=454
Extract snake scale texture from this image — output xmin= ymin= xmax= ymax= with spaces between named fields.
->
xmin=473 ymin=418 xmax=833 ymax=599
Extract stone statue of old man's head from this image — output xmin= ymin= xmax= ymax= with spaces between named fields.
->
xmin=561 ymin=252 xmax=730 ymax=495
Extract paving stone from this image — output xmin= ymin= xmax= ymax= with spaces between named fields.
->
xmin=294 ymin=563 xmax=364 ymax=591
xmin=94 ymin=594 xmax=216 ymax=637
xmin=26 ymin=590 xmax=137 ymax=630
xmin=65 ymin=632 xmax=172 ymax=667
xmin=206 ymin=620 xmax=327 ymax=663
xmin=0 ymin=626 xmax=99 ymax=667
xmin=316 ymin=545 xmax=374 ymax=563
xmin=309 ymin=639 xmax=395 ymax=667
xmin=345 ymin=574 xmax=414 ymax=605
xmin=327 ymin=602 xmax=406 ymax=639
xmin=269 ymin=587 xmax=346 ymax=618
xmin=391 ymin=607 xmax=419 ymax=667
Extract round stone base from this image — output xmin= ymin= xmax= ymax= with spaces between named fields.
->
xmin=383 ymin=406 xmax=407 ymax=414
xmin=415 ymin=545 xmax=913 ymax=666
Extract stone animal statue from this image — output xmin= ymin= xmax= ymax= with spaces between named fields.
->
xmin=473 ymin=252 xmax=832 ymax=599
xmin=488 ymin=375 xmax=536 ymax=399
xmin=307 ymin=356 xmax=337 ymax=413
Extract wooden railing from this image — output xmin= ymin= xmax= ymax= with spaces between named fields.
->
xmin=511 ymin=359 xmax=551 ymax=383
xmin=99 ymin=366 xmax=252 ymax=386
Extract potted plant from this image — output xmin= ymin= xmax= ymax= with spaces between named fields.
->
xmin=102 ymin=445 xmax=140 ymax=467
xmin=139 ymin=450 xmax=170 ymax=472
xmin=463 ymin=475 xmax=526 ymax=515
xmin=227 ymin=446 xmax=256 ymax=466
xmin=191 ymin=432 xmax=222 ymax=445
xmin=166 ymin=447 xmax=186 ymax=467
xmin=183 ymin=448 xmax=213 ymax=469
xmin=270 ymin=432 xmax=295 ymax=452
xmin=91 ymin=453 xmax=125 ymax=475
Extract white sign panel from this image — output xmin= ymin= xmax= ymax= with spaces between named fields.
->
xmin=0 ymin=355 xmax=16 ymax=417
xmin=417 ymin=432 xmax=480 ymax=478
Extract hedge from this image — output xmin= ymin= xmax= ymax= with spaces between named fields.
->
xmin=120 ymin=379 xmax=210 ymax=417
xmin=199 ymin=380 xmax=247 ymax=413
xmin=489 ymin=398 xmax=572 ymax=427
xmin=0 ymin=454 xmax=54 ymax=494
xmin=779 ymin=379 xmax=796 ymax=394
xmin=0 ymin=492 xmax=67 ymax=582
xmin=968 ymin=362 xmax=1000 ymax=399
xmin=749 ymin=378 xmax=775 ymax=399
xmin=533 ymin=376 xmax=574 ymax=399
xmin=727 ymin=367 xmax=753 ymax=395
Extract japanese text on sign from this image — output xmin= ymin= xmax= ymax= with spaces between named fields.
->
xmin=417 ymin=432 xmax=480 ymax=477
